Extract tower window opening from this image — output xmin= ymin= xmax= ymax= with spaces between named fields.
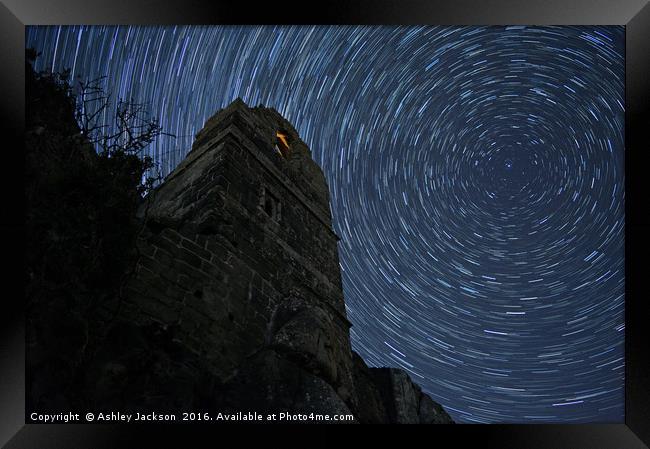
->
xmin=275 ymin=131 xmax=291 ymax=158
xmin=264 ymin=197 xmax=274 ymax=217
xmin=261 ymin=187 xmax=281 ymax=222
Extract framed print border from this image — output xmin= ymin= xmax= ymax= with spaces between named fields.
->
xmin=2 ymin=1 xmax=648 ymax=447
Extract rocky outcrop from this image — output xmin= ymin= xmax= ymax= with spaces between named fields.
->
xmin=378 ymin=368 xmax=453 ymax=424
xmin=97 ymin=98 xmax=453 ymax=423
xmin=350 ymin=352 xmax=453 ymax=424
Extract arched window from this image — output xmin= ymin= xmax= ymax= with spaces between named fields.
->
xmin=275 ymin=131 xmax=291 ymax=158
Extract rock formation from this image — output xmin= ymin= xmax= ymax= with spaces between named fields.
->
xmin=99 ymin=98 xmax=453 ymax=424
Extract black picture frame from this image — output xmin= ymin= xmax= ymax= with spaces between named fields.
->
xmin=2 ymin=1 xmax=649 ymax=447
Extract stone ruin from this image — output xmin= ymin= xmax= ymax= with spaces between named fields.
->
xmin=101 ymin=98 xmax=453 ymax=424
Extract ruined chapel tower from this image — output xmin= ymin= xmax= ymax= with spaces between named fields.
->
xmin=121 ymin=98 xmax=357 ymax=412
xmin=112 ymin=98 xmax=453 ymax=423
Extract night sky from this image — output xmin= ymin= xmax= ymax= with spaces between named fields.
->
xmin=26 ymin=25 xmax=625 ymax=423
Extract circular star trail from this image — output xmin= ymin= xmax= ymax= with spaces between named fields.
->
xmin=26 ymin=25 xmax=625 ymax=423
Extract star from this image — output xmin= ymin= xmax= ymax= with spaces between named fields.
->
xmin=26 ymin=24 xmax=626 ymax=423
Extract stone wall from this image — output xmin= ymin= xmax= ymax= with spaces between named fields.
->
xmin=103 ymin=98 xmax=453 ymax=423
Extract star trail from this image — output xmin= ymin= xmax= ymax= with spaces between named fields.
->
xmin=26 ymin=25 xmax=625 ymax=423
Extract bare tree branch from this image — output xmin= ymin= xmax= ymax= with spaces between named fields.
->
xmin=72 ymin=79 xmax=176 ymax=195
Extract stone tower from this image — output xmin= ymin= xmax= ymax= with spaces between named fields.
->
xmin=113 ymin=99 xmax=453 ymax=423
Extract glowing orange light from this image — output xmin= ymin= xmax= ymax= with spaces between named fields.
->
xmin=276 ymin=132 xmax=290 ymax=148
xmin=276 ymin=131 xmax=290 ymax=157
